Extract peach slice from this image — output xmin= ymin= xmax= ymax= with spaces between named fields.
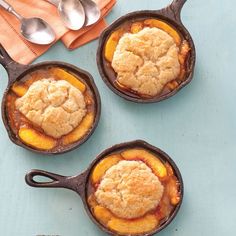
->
xmin=166 ymin=80 xmax=179 ymax=91
xmin=171 ymin=195 xmax=181 ymax=205
xmin=144 ymin=19 xmax=181 ymax=46
xmin=91 ymin=154 xmax=122 ymax=184
xmin=107 ymin=214 xmax=158 ymax=234
xmin=11 ymin=83 xmax=28 ymax=97
xmin=105 ymin=28 xmax=124 ymax=62
xmin=24 ymin=72 xmax=45 ymax=87
xmin=131 ymin=22 xmax=143 ymax=34
xmin=166 ymin=177 xmax=181 ymax=206
xmin=62 ymin=112 xmax=94 ymax=145
xmin=155 ymin=193 xmax=172 ymax=221
xmin=179 ymin=40 xmax=190 ymax=65
xmin=84 ymin=94 xmax=93 ymax=106
xmin=115 ymin=80 xmax=129 ymax=90
xmin=115 ymin=80 xmax=150 ymax=98
xmin=165 ymin=162 xmax=174 ymax=176
xmin=49 ymin=68 xmax=86 ymax=93
xmin=178 ymin=40 xmax=191 ymax=81
xmin=178 ymin=68 xmax=186 ymax=81
xmin=18 ymin=127 xmax=56 ymax=150
xmin=121 ymin=149 xmax=167 ymax=178
xmin=180 ymin=40 xmax=191 ymax=56
xmin=93 ymin=205 xmax=113 ymax=225
xmin=87 ymin=194 xmax=98 ymax=208
xmin=6 ymin=94 xmax=18 ymax=131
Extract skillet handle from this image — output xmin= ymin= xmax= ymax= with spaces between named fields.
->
xmin=25 ymin=169 xmax=87 ymax=197
xmin=0 ymin=44 xmax=29 ymax=84
xmin=162 ymin=0 xmax=187 ymax=23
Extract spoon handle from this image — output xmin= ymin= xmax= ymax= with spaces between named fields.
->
xmin=0 ymin=0 xmax=10 ymax=10
xmin=25 ymin=169 xmax=87 ymax=196
xmin=46 ymin=0 xmax=60 ymax=7
xmin=0 ymin=0 xmax=23 ymax=20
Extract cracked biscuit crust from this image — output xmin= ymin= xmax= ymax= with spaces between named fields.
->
xmin=95 ymin=160 xmax=164 ymax=219
xmin=112 ymin=27 xmax=180 ymax=96
xmin=15 ymin=79 xmax=87 ymax=138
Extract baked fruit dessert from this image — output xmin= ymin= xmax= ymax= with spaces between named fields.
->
xmin=87 ymin=148 xmax=181 ymax=235
xmin=6 ymin=67 xmax=96 ymax=152
xmin=101 ymin=19 xmax=191 ymax=100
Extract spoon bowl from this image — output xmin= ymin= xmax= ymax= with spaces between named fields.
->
xmin=0 ymin=0 xmax=56 ymax=45
xmin=21 ymin=17 xmax=56 ymax=45
xmin=81 ymin=0 xmax=101 ymax=26
xmin=59 ymin=0 xmax=85 ymax=30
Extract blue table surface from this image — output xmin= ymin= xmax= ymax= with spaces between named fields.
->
xmin=0 ymin=0 xmax=236 ymax=235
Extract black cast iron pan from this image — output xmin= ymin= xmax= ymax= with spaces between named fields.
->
xmin=25 ymin=140 xmax=184 ymax=236
xmin=0 ymin=44 xmax=101 ymax=155
xmin=97 ymin=0 xmax=196 ymax=103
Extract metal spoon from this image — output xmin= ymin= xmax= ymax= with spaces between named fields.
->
xmin=0 ymin=0 xmax=56 ymax=45
xmin=80 ymin=0 xmax=101 ymax=26
xmin=48 ymin=0 xmax=86 ymax=30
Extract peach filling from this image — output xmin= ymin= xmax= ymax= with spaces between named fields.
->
xmin=6 ymin=67 xmax=95 ymax=151
xmin=104 ymin=19 xmax=191 ymax=96
xmin=88 ymin=148 xmax=181 ymax=235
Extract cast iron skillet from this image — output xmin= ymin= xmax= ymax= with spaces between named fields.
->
xmin=0 ymin=44 xmax=101 ymax=155
xmin=97 ymin=0 xmax=196 ymax=103
xmin=25 ymin=140 xmax=184 ymax=236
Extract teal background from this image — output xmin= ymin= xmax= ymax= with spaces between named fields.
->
xmin=0 ymin=0 xmax=236 ymax=235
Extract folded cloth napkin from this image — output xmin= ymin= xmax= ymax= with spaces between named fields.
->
xmin=0 ymin=0 xmax=116 ymax=64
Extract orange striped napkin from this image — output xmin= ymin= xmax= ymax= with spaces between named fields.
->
xmin=0 ymin=0 xmax=116 ymax=64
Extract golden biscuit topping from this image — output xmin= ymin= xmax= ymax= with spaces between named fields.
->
xmin=15 ymin=79 xmax=87 ymax=138
xmin=95 ymin=160 xmax=164 ymax=219
xmin=112 ymin=27 xmax=180 ymax=96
